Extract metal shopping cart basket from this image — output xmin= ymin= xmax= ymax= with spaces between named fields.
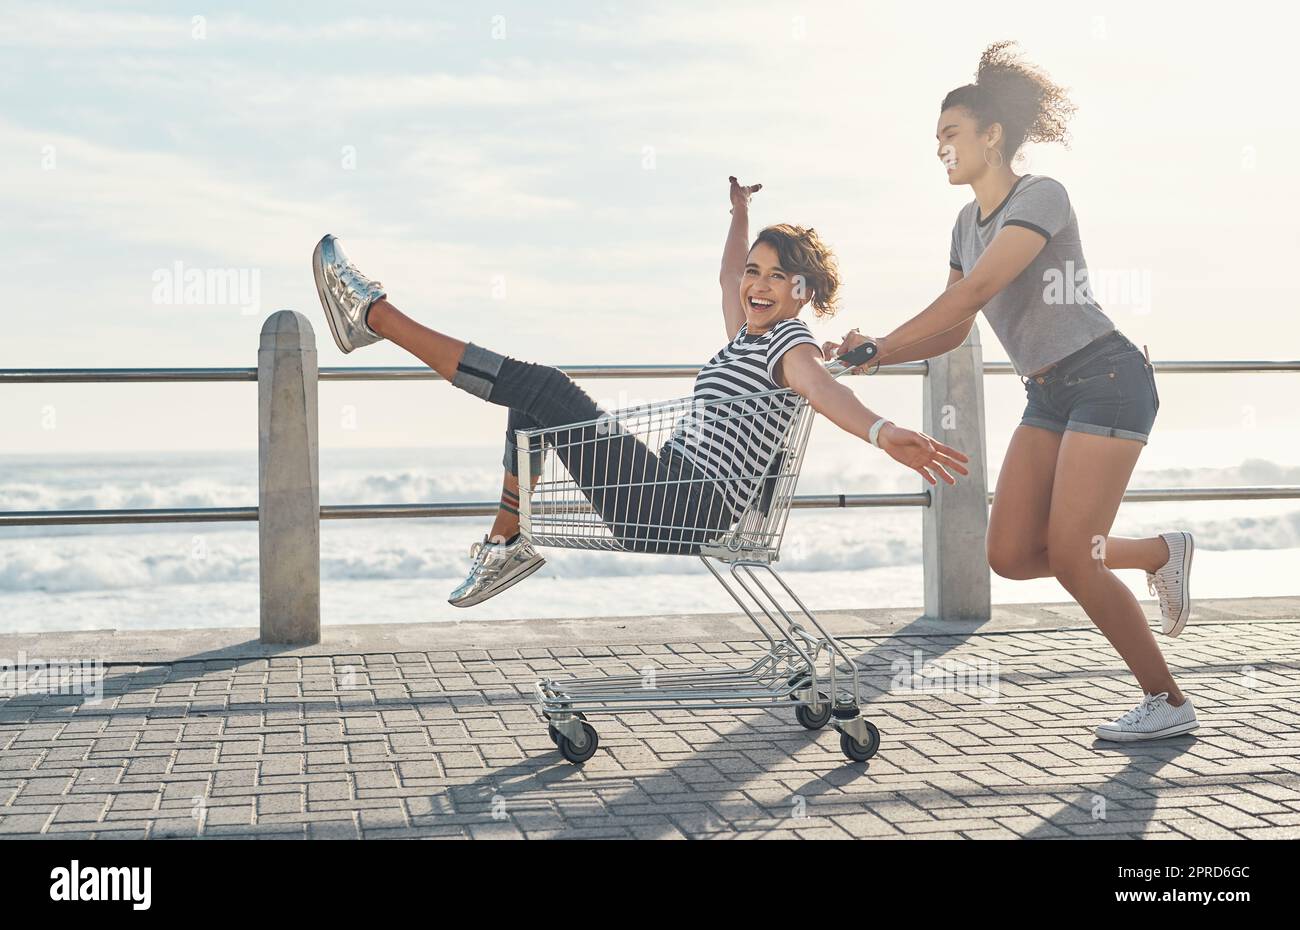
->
xmin=521 ymin=341 xmax=882 ymax=765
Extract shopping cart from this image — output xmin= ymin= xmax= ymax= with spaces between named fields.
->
xmin=521 ymin=341 xmax=883 ymax=764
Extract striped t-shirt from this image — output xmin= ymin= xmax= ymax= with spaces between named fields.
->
xmin=662 ymin=318 xmax=820 ymax=515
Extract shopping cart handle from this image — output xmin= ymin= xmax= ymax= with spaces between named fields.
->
xmin=835 ymin=339 xmax=879 ymax=368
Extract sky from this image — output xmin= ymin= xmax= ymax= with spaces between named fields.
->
xmin=2 ymin=0 xmax=1297 ymax=459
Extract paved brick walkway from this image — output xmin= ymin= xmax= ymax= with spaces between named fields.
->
xmin=2 ymin=601 xmax=1298 ymax=839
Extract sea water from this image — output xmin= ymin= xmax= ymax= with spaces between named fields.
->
xmin=1 ymin=432 xmax=1296 ymax=633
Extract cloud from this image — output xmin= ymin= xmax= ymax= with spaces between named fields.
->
xmin=0 ymin=118 xmax=365 ymax=266
xmin=0 ymin=4 xmax=450 ymax=48
xmin=0 ymin=5 xmax=184 ymax=49
xmin=0 ymin=115 xmax=716 ymax=339
xmin=544 ymin=5 xmax=890 ymax=50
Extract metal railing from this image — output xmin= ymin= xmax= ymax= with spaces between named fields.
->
xmin=6 ymin=359 xmax=1295 ymax=384
xmin=5 ymin=360 xmax=1291 ymax=391
xmin=10 ymin=486 xmax=1300 ymax=529
xmin=3 ymin=310 xmax=1297 ymax=641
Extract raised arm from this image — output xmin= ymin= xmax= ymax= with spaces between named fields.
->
xmin=719 ymin=176 xmax=761 ymax=341
xmin=777 ymin=344 xmax=969 ymax=485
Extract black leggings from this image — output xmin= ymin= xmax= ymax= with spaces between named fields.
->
xmin=450 ymin=343 xmax=734 ymax=554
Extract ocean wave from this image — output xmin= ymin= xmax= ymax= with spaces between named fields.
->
xmin=1126 ymin=458 xmax=1300 ymax=489
xmin=2 ymin=505 xmax=1296 ymax=594
xmin=4 ymin=455 xmax=1291 ymax=514
xmin=1130 ymin=509 xmax=1300 ymax=551
xmin=0 ymin=470 xmax=498 ymax=513
xmin=0 ymin=541 xmax=253 ymax=593
xmin=0 ymin=479 xmax=255 ymax=513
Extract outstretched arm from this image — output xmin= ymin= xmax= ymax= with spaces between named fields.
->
xmin=720 ymin=176 xmax=761 ymax=341
xmin=827 ymin=225 xmax=1047 ymax=369
xmin=881 ymin=268 xmax=974 ymax=363
xmin=778 ymin=344 xmax=969 ymax=485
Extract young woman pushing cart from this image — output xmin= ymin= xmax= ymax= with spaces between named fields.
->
xmin=828 ymin=42 xmax=1197 ymax=742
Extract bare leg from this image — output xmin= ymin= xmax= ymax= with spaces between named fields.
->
xmin=366 ymin=297 xmax=466 ymax=380
xmin=365 ymin=297 xmax=521 ymax=542
xmin=988 ymin=426 xmax=1172 ymax=578
xmin=1104 ymin=536 xmax=1171 ymax=573
xmin=1001 ymin=534 xmax=1170 ymax=579
xmin=986 ymin=426 xmax=1059 ymax=581
xmin=1046 ymin=431 xmax=1185 ymax=705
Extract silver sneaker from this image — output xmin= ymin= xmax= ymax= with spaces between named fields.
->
xmin=311 ymin=234 xmax=386 ymax=354
xmin=448 ymin=533 xmax=546 ymax=608
xmin=1094 ymin=691 xmax=1198 ymax=742
xmin=1148 ymin=530 xmax=1193 ymax=636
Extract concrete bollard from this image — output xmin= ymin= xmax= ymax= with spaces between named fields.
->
xmin=258 ymin=311 xmax=321 ymax=644
xmin=921 ymin=324 xmax=991 ymax=621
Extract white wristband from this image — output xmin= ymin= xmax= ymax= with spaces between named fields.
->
xmin=868 ymin=418 xmax=891 ymax=448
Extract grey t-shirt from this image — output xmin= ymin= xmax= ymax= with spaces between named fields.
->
xmin=949 ymin=174 xmax=1114 ymax=376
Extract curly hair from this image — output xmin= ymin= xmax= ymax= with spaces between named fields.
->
xmin=751 ymin=223 xmax=841 ymax=319
xmin=941 ymin=40 xmax=1076 ymax=162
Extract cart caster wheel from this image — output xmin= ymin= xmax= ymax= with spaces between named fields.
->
xmin=794 ymin=699 xmax=832 ymax=730
xmin=545 ymin=712 xmax=584 ymax=743
xmin=840 ymin=723 xmax=881 ymax=762
xmin=557 ymin=722 xmax=600 ymax=764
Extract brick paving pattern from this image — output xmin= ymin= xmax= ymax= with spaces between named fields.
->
xmin=2 ymin=618 xmax=1298 ymax=839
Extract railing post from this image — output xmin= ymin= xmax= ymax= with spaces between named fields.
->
xmin=258 ymin=311 xmax=321 ymax=644
xmin=922 ymin=324 xmax=991 ymax=621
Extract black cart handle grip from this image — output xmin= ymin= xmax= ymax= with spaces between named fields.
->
xmin=836 ymin=339 xmax=879 ymax=368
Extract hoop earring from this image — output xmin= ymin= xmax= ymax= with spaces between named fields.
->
xmin=983 ymin=147 xmax=1005 ymax=169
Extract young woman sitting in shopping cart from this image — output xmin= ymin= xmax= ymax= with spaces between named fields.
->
xmin=311 ymin=178 xmax=969 ymax=607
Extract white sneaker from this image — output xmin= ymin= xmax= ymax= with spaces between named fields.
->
xmin=1147 ymin=531 xmax=1193 ymax=636
xmin=1094 ymin=692 xmax=1198 ymax=742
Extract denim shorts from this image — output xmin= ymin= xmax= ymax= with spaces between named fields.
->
xmin=1019 ymin=330 xmax=1160 ymax=444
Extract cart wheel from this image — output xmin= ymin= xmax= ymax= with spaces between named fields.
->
xmin=557 ymin=722 xmax=600 ymax=764
xmin=548 ymin=711 xmax=586 ymax=745
xmin=840 ymin=723 xmax=881 ymax=762
xmin=794 ymin=699 xmax=832 ymax=730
